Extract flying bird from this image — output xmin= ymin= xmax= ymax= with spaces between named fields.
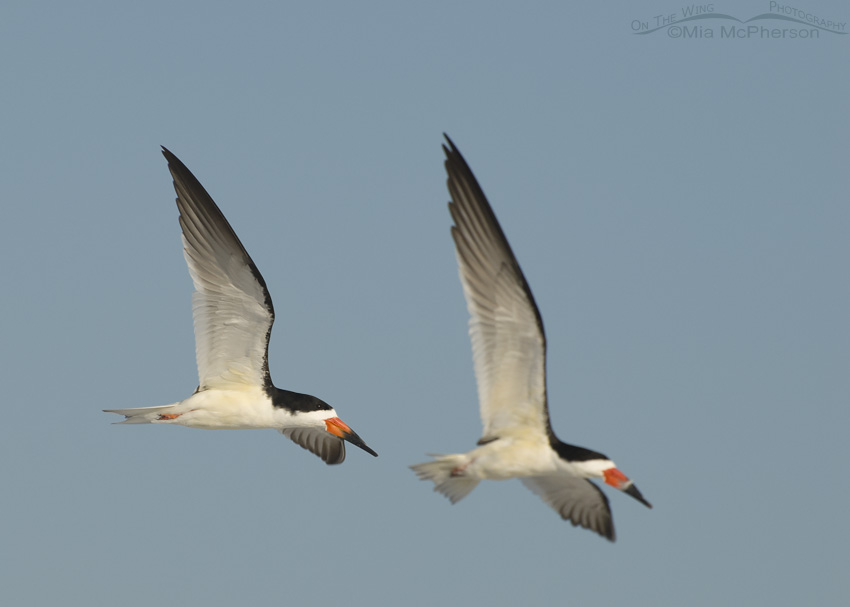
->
xmin=105 ymin=148 xmax=377 ymax=465
xmin=411 ymin=136 xmax=650 ymax=540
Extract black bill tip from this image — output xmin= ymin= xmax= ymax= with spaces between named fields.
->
xmin=345 ymin=429 xmax=378 ymax=458
xmin=624 ymin=483 xmax=652 ymax=508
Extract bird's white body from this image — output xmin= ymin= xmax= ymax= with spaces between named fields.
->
xmin=459 ymin=436 xmax=615 ymax=481
xmin=108 ymin=387 xmax=336 ymax=431
xmin=412 ymin=429 xmax=617 ymax=504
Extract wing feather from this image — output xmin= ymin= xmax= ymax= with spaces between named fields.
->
xmin=162 ymin=148 xmax=274 ymax=391
xmin=281 ymin=428 xmax=346 ymax=465
xmin=522 ymin=475 xmax=616 ymax=541
xmin=443 ymin=136 xmax=551 ymax=439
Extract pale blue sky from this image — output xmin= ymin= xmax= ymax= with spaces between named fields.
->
xmin=1 ymin=1 xmax=848 ymax=606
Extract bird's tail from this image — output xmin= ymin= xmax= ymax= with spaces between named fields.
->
xmin=410 ymin=454 xmax=480 ymax=504
xmin=103 ymin=403 xmax=180 ymax=424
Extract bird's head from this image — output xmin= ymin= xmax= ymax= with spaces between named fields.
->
xmin=273 ymin=390 xmax=379 ymax=463
xmin=279 ymin=405 xmax=378 ymax=464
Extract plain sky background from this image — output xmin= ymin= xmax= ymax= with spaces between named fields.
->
xmin=1 ymin=1 xmax=848 ymax=605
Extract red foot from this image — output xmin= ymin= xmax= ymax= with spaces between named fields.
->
xmin=450 ymin=460 xmax=471 ymax=477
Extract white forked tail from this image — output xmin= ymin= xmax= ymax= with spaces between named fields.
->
xmin=103 ymin=404 xmax=180 ymax=424
xmin=410 ymin=454 xmax=480 ymax=504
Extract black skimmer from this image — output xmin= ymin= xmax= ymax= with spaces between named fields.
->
xmin=411 ymin=136 xmax=650 ymax=540
xmin=105 ymin=148 xmax=378 ymax=465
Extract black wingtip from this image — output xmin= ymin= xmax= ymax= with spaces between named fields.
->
xmin=442 ymin=134 xmax=460 ymax=165
xmin=573 ymin=515 xmax=615 ymax=542
xmin=160 ymin=146 xmax=185 ymax=171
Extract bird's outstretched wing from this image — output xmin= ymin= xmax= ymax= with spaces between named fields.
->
xmin=522 ymin=475 xmax=616 ymax=541
xmin=443 ymin=136 xmax=551 ymax=441
xmin=162 ymin=148 xmax=275 ymax=391
xmin=281 ymin=428 xmax=346 ymax=465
